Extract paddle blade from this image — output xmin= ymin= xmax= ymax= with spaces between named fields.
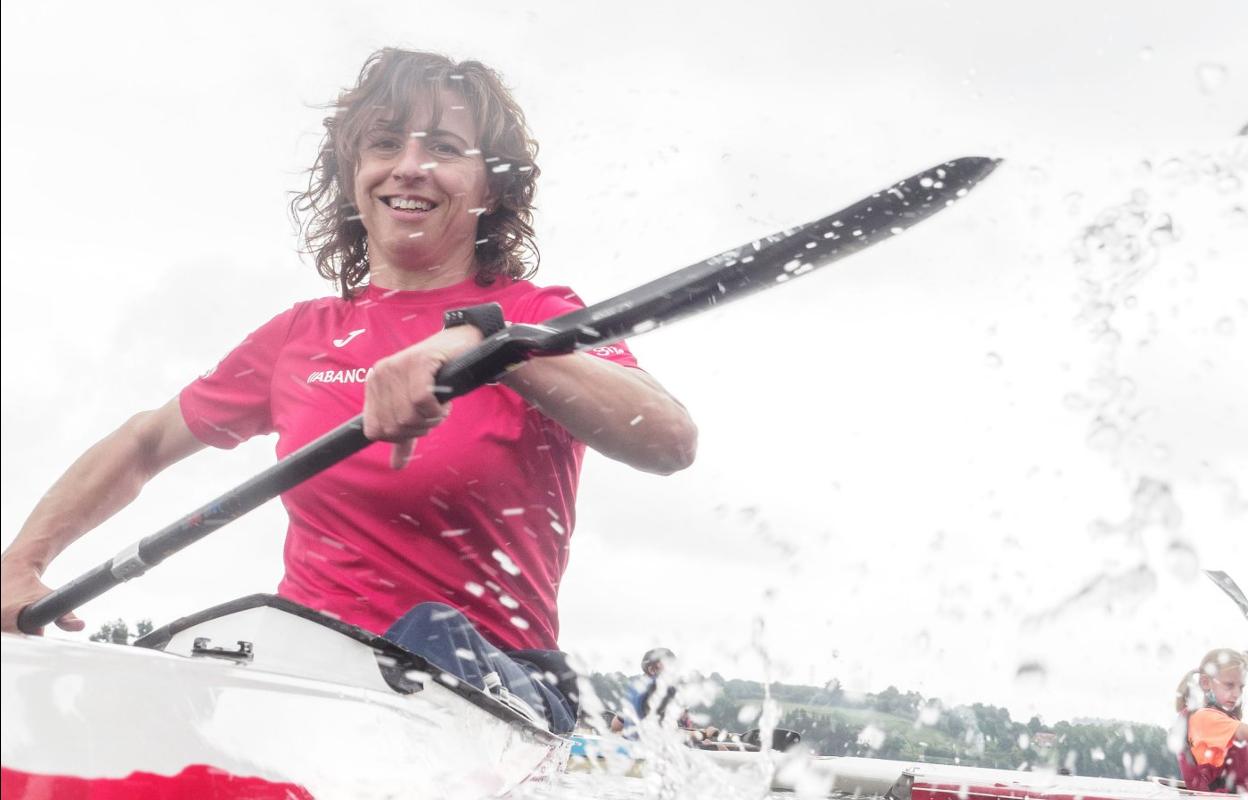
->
xmin=542 ymin=156 xmax=1002 ymax=352
xmin=1205 ymin=570 xmax=1248 ymax=619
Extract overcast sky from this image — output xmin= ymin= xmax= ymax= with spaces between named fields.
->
xmin=2 ymin=0 xmax=1245 ymax=733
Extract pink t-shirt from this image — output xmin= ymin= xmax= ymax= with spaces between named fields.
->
xmin=179 ymin=277 xmax=638 ymax=650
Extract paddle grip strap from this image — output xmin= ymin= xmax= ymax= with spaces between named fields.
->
xmin=443 ymin=302 xmax=506 ymax=339
xmin=433 ymin=325 xmax=557 ymax=401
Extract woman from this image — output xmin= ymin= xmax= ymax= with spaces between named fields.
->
xmin=0 ymin=49 xmax=697 ymax=733
xmin=1173 ymin=648 xmax=1248 ymax=792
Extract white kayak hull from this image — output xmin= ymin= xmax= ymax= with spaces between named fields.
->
xmin=2 ymin=595 xmax=568 ymax=799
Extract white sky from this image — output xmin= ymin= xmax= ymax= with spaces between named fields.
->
xmin=2 ymin=0 xmax=1245 ymax=732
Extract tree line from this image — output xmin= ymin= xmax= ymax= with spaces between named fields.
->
xmin=588 ymin=671 xmax=1179 ymax=780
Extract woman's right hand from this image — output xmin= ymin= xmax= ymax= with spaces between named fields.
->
xmin=0 ymin=555 xmax=83 ymax=635
xmin=0 ymin=399 xmax=201 ymax=636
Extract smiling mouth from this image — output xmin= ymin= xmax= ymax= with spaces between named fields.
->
xmin=383 ymin=196 xmax=436 ymax=212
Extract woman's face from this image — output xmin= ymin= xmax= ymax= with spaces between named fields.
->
xmin=352 ymin=88 xmax=493 ymax=286
xmin=1202 ymin=664 xmax=1245 ymax=713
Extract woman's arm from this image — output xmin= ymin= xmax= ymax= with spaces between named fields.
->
xmin=363 ymin=327 xmax=697 ymax=475
xmin=501 ymin=353 xmax=697 ymax=475
xmin=1 ymin=397 xmax=205 ymax=633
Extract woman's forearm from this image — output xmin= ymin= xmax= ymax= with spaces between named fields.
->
xmin=3 ymin=398 xmax=204 ymax=572
xmin=502 ymin=354 xmax=697 ymax=475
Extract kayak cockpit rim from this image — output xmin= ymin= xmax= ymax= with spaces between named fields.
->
xmin=134 ymin=593 xmax=564 ymax=744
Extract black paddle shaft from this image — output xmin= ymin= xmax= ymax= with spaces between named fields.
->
xmin=18 ymin=156 xmax=999 ymax=634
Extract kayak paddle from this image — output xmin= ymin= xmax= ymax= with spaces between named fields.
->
xmin=1205 ymin=570 xmax=1248 ymax=620
xmin=18 ymin=156 xmax=1000 ymax=634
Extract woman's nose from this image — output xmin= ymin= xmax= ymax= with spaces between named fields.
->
xmin=392 ymin=139 xmax=433 ymax=182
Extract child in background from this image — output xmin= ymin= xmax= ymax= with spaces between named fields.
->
xmin=1174 ymin=648 xmax=1247 ymax=792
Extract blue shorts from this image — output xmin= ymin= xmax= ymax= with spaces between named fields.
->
xmin=383 ymin=602 xmax=576 ymax=734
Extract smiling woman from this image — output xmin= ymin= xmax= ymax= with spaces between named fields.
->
xmin=0 ymin=47 xmax=697 ymax=735
xmin=294 ymin=49 xmax=541 ymax=296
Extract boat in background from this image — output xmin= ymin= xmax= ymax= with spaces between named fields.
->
xmin=891 ymin=764 xmax=1228 ymax=800
xmin=569 ymin=734 xmax=1230 ymax=800
xmin=1 ymin=594 xmax=568 ymax=799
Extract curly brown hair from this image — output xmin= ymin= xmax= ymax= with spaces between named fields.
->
xmin=292 ymin=48 xmax=541 ymax=298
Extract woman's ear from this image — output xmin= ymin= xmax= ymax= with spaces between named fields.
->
xmin=483 ymin=179 xmax=500 ymax=215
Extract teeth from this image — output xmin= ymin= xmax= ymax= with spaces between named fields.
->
xmin=388 ymin=197 xmax=434 ymax=211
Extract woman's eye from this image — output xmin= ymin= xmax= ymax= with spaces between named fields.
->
xmin=431 ymin=142 xmax=462 ymax=156
xmin=369 ymin=137 xmax=401 ymax=152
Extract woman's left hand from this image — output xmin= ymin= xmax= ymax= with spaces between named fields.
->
xmin=363 ymin=327 xmax=483 ymax=468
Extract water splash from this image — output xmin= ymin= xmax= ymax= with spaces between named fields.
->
xmin=1196 ymin=62 xmax=1229 ymax=94
xmin=1061 ymin=141 xmax=1247 ymax=616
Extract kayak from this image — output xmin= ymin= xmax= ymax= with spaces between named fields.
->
xmin=1 ymin=594 xmax=569 ymax=799
xmin=892 ymin=764 xmax=1228 ymax=800
xmin=568 ymin=735 xmax=1228 ymax=799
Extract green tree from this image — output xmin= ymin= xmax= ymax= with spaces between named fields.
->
xmin=88 ymin=618 xmax=153 ymax=645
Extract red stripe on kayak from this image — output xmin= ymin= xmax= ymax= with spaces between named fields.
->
xmin=912 ymin=782 xmax=1145 ymax=800
xmin=1 ymin=764 xmax=314 ymax=799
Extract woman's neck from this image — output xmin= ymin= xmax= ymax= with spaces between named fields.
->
xmin=368 ymin=257 xmax=477 ymax=292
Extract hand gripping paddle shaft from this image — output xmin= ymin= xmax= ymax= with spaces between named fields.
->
xmin=18 ymin=156 xmax=1000 ymax=634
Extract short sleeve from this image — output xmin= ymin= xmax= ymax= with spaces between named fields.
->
xmin=179 ymin=305 xmax=300 ymax=449
xmin=1189 ymin=708 xmax=1243 ymax=767
xmin=509 ymin=285 xmax=640 ymax=369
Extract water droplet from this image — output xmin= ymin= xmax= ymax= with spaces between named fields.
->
xmin=1214 ymin=316 xmax=1235 ymax=335
xmin=1197 ymin=62 xmax=1229 ymax=94
xmin=1015 ymin=660 xmax=1048 ymax=692
xmin=1138 ymin=46 xmax=1154 ymax=61
xmin=491 ymin=549 xmax=522 ymax=576
xmin=985 ymin=352 xmax=1003 ymax=369
xmin=1149 ymin=214 xmax=1178 ymax=245
xmin=857 ymin=725 xmax=887 ymax=750
xmin=1095 ymin=327 xmax=1123 ymax=346
xmin=737 ymin=704 xmax=761 ymax=724
xmin=1217 ymin=173 xmax=1243 ymax=194
xmin=1087 ymin=421 xmax=1123 ymax=451
xmin=1165 ymin=540 xmax=1199 ymax=581
xmin=1159 ymin=158 xmax=1192 ymax=184
xmin=1063 ymin=392 xmax=1091 ymax=411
